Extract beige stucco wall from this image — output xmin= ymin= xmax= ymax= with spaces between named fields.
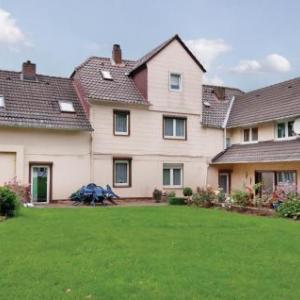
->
xmin=228 ymin=122 xmax=275 ymax=144
xmin=0 ymin=127 xmax=91 ymax=200
xmin=89 ymin=39 xmax=224 ymax=197
xmin=210 ymin=162 xmax=300 ymax=192
xmin=147 ymin=39 xmax=203 ymax=115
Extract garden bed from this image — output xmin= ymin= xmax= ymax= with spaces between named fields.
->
xmin=215 ymin=203 xmax=275 ymax=217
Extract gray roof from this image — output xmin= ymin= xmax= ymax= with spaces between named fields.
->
xmin=129 ymin=34 xmax=206 ymax=75
xmin=0 ymin=70 xmax=92 ymax=131
xmin=227 ymin=77 xmax=300 ymax=128
xmin=202 ymin=85 xmax=243 ymax=128
xmin=73 ymin=57 xmax=148 ymax=105
xmin=212 ymin=138 xmax=300 ymax=164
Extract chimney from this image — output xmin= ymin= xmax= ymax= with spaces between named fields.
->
xmin=22 ymin=60 xmax=36 ymax=80
xmin=213 ymin=86 xmax=226 ymax=100
xmin=112 ymin=44 xmax=122 ymax=65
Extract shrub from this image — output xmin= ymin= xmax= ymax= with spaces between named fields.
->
xmin=276 ymin=197 xmax=300 ymax=220
xmin=0 ymin=187 xmax=20 ymax=217
xmin=183 ymin=187 xmax=193 ymax=197
xmin=167 ymin=191 xmax=176 ymax=199
xmin=153 ymin=188 xmax=162 ymax=203
xmin=168 ymin=197 xmax=186 ymax=205
xmin=192 ymin=186 xmax=216 ymax=207
xmin=4 ymin=177 xmax=31 ymax=203
xmin=217 ymin=189 xmax=226 ymax=202
xmin=231 ymin=190 xmax=249 ymax=207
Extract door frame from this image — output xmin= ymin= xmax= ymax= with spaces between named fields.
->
xmin=29 ymin=162 xmax=53 ymax=203
xmin=218 ymin=169 xmax=231 ymax=194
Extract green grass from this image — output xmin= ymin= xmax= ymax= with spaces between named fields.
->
xmin=1 ymin=207 xmax=300 ymax=300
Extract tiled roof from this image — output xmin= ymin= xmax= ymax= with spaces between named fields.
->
xmin=73 ymin=57 xmax=148 ymax=105
xmin=227 ymin=77 xmax=300 ymax=128
xmin=129 ymin=34 xmax=206 ymax=75
xmin=212 ymin=139 xmax=300 ymax=164
xmin=0 ymin=70 xmax=92 ymax=131
xmin=202 ymin=85 xmax=243 ymax=128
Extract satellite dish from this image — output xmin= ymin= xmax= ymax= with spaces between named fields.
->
xmin=293 ymin=118 xmax=300 ymax=134
xmin=203 ymin=101 xmax=211 ymax=107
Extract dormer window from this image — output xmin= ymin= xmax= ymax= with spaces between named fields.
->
xmin=169 ymin=73 xmax=182 ymax=91
xmin=101 ymin=70 xmax=113 ymax=80
xmin=59 ymin=101 xmax=75 ymax=113
xmin=276 ymin=120 xmax=296 ymax=139
xmin=243 ymin=127 xmax=258 ymax=143
xmin=0 ymin=95 xmax=5 ymax=108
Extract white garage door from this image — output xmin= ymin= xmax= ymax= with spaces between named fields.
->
xmin=0 ymin=153 xmax=16 ymax=186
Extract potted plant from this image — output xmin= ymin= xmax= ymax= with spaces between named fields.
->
xmin=152 ymin=188 xmax=162 ymax=203
xmin=183 ymin=187 xmax=193 ymax=204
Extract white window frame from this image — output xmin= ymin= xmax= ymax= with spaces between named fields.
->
xmin=275 ymin=120 xmax=297 ymax=141
xmin=114 ymin=111 xmax=129 ymax=136
xmin=0 ymin=95 xmax=5 ymax=108
xmin=59 ymin=101 xmax=75 ymax=113
xmin=242 ymin=127 xmax=258 ymax=144
xmin=101 ymin=70 xmax=113 ymax=80
xmin=163 ymin=165 xmax=183 ymax=188
xmin=114 ymin=159 xmax=130 ymax=187
xmin=169 ymin=72 xmax=182 ymax=92
xmin=163 ymin=117 xmax=186 ymax=140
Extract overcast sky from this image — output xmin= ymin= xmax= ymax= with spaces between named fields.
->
xmin=0 ymin=0 xmax=299 ymax=91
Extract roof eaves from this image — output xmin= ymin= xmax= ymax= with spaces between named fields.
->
xmin=129 ymin=34 xmax=206 ymax=76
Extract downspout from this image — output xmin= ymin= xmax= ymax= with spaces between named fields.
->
xmin=89 ymin=104 xmax=94 ymax=183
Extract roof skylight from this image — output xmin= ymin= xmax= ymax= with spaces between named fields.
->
xmin=59 ymin=101 xmax=75 ymax=113
xmin=0 ymin=95 xmax=5 ymax=108
xmin=100 ymin=70 xmax=113 ymax=80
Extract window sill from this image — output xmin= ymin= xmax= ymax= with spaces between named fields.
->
xmin=275 ymin=136 xmax=298 ymax=141
xmin=114 ymin=133 xmax=130 ymax=137
xmin=163 ymin=136 xmax=186 ymax=141
xmin=242 ymin=141 xmax=259 ymax=144
xmin=163 ymin=186 xmax=183 ymax=189
xmin=113 ymin=184 xmax=131 ymax=188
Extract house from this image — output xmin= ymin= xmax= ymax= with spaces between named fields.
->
xmin=0 ymin=61 xmax=92 ymax=202
xmin=210 ymin=77 xmax=300 ymax=196
xmin=71 ymin=35 xmax=235 ymax=198
xmin=1 ymin=33 xmax=298 ymax=202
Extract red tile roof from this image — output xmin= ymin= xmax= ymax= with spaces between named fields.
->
xmin=73 ymin=57 xmax=148 ymax=105
xmin=0 ymin=70 xmax=92 ymax=131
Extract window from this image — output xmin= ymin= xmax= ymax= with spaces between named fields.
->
xmin=276 ymin=120 xmax=296 ymax=139
xmin=276 ymin=171 xmax=296 ymax=184
xmin=163 ymin=164 xmax=183 ymax=187
xmin=59 ymin=101 xmax=75 ymax=113
xmin=243 ymin=127 xmax=258 ymax=143
xmin=163 ymin=117 xmax=186 ymax=139
xmin=243 ymin=129 xmax=250 ymax=142
xmin=226 ymin=138 xmax=231 ymax=148
xmin=0 ymin=95 xmax=5 ymax=107
xmin=114 ymin=110 xmax=130 ymax=136
xmin=113 ymin=159 xmax=131 ymax=187
xmin=101 ymin=70 xmax=113 ymax=80
xmin=169 ymin=73 xmax=182 ymax=91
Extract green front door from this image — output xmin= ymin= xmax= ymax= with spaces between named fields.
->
xmin=31 ymin=166 xmax=49 ymax=203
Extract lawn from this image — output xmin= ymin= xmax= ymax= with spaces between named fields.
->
xmin=1 ymin=207 xmax=300 ymax=300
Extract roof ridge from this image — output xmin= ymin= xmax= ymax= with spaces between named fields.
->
xmin=203 ymin=84 xmax=244 ymax=93
xmin=242 ymin=76 xmax=300 ymax=96
xmin=0 ymin=68 xmax=72 ymax=81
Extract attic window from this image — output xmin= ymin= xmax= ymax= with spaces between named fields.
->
xmin=59 ymin=101 xmax=75 ymax=113
xmin=0 ymin=95 xmax=5 ymax=108
xmin=101 ymin=70 xmax=113 ymax=80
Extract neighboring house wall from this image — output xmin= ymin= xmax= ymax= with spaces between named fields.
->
xmin=228 ymin=122 xmax=275 ymax=144
xmin=0 ymin=128 xmax=90 ymax=200
xmin=212 ymin=162 xmax=300 ymax=192
xmin=89 ymin=39 xmax=223 ymax=198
